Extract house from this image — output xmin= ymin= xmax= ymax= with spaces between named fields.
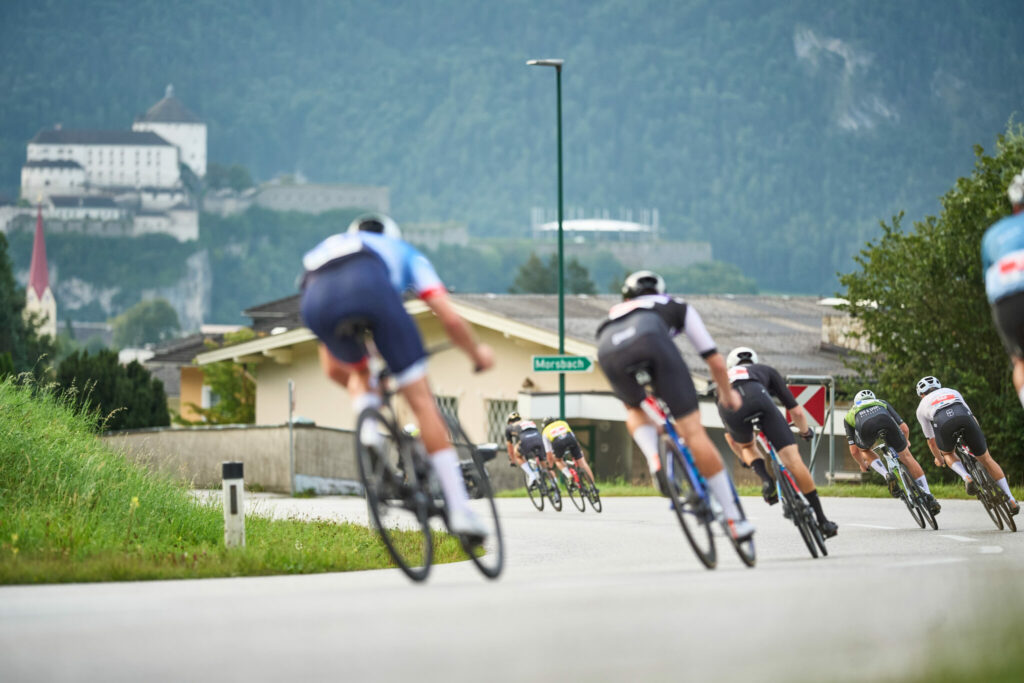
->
xmin=193 ymin=293 xmax=857 ymax=485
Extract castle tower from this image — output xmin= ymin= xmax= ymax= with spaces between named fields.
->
xmin=24 ymin=204 xmax=56 ymax=339
xmin=132 ymin=84 xmax=207 ymax=177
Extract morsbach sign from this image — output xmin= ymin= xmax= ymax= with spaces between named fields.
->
xmin=532 ymin=355 xmax=593 ymax=373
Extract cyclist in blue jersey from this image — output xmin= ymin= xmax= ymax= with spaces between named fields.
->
xmin=981 ymin=170 xmax=1024 ymax=409
xmin=300 ymin=213 xmax=494 ymax=539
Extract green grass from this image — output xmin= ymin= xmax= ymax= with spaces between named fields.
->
xmin=0 ymin=377 xmax=464 ymax=584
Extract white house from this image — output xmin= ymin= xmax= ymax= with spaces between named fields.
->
xmin=132 ymin=85 xmax=207 ymax=178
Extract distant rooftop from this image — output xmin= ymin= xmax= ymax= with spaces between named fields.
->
xmin=31 ymin=129 xmax=172 ymax=147
xmin=537 ymin=219 xmax=653 ymax=233
xmin=135 ymin=84 xmax=203 ymax=124
xmin=23 ymin=159 xmax=83 ymax=169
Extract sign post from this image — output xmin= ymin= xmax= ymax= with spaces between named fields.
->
xmin=785 ymin=376 xmax=835 ymax=482
xmin=222 ymin=461 xmax=245 ymax=548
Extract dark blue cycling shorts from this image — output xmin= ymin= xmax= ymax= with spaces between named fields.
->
xmin=300 ymin=251 xmax=427 ymax=383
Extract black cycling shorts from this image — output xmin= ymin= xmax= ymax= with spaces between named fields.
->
xmin=518 ymin=430 xmax=546 ymax=460
xmin=853 ymin=410 xmax=907 ymax=452
xmin=719 ymin=382 xmax=796 ymax=450
xmin=932 ymin=402 xmax=987 ymax=454
xmin=597 ymin=318 xmax=699 ymax=418
xmin=991 ymin=290 xmax=1024 ymax=358
xmin=550 ymin=433 xmax=583 ymax=461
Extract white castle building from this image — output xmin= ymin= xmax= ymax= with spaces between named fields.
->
xmin=15 ymin=85 xmax=205 ymax=242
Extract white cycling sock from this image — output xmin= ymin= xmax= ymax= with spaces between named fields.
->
xmin=354 ymin=393 xmax=382 ymax=442
xmin=632 ymin=424 xmax=660 ymax=474
xmin=430 ymin=448 xmax=470 ymax=513
xmin=950 ymin=461 xmax=970 ymax=482
xmin=520 ymin=462 xmax=534 ymax=478
xmin=869 ymin=459 xmax=888 ymax=477
xmin=996 ymin=477 xmax=1017 ymax=503
xmin=706 ymin=470 xmax=742 ymax=521
xmin=915 ymin=475 xmax=931 ymax=495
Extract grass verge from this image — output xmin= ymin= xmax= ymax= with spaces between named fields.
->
xmin=0 ymin=377 xmax=463 ymax=584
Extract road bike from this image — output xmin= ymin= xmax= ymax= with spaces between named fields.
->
xmin=559 ymin=457 xmax=603 ymax=513
xmin=871 ymin=434 xmax=937 ymax=530
xmin=749 ymin=412 xmax=827 ymax=558
xmin=355 ymin=355 xmax=505 ymax=583
xmin=631 ymin=363 xmax=755 ymax=570
xmin=953 ymin=432 xmax=1017 ymax=532
xmin=522 ymin=454 xmax=563 ymax=512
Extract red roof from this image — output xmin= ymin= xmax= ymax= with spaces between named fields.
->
xmin=28 ymin=205 xmax=49 ymax=299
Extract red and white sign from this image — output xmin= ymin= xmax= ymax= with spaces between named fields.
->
xmin=786 ymin=384 xmax=826 ymax=428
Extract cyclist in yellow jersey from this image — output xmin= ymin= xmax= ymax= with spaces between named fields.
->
xmin=542 ymin=418 xmax=597 ymax=489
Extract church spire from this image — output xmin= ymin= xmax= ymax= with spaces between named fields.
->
xmin=28 ymin=203 xmax=49 ymax=300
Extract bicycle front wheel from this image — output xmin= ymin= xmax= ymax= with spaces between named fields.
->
xmin=581 ymin=470 xmax=602 ymax=513
xmin=659 ymin=435 xmax=716 ymax=569
xmin=356 ymin=408 xmax=433 ymax=582
xmin=445 ymin=414 xmax=505 ymax=579
xmin=778 ymin=471 xmax=818 ymax=559
xmin=565 ymin=469 xmax=586 ymax=512
xmin=525 ymin=466 xmax=545 ymax=511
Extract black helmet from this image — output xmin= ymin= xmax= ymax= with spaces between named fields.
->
xmin=506 ymin=410 xmax=521 ymax=424
xmin=347 ymin=212 xmax=402 ymax=240
xmin=621 ymin=270 xmax=666 ymax=300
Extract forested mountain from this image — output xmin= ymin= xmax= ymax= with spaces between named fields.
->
xmin=1 ymin=0 xmax=1022 ymax=295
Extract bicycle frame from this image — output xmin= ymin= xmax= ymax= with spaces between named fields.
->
xmin=754 ymin=428 xmax=807 ymax=507
xmin=639 ymin=393 xmax=709 ymax=504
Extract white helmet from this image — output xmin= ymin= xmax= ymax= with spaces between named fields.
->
xmin=347 ymin=212 xmax=402 ymax=240
xmin=1009 ymin=171 xmax=1024 ymax=207
xmin=726 ymin=346 xmax=758 ymax=369
xmin=916 ymin=376 xmax=941 ymax=397
xmin=853 ymin=389 xmax=875 ymax=405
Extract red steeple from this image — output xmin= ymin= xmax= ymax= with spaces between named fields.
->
xmin=28 ymin=203 xmax=50 ymax=299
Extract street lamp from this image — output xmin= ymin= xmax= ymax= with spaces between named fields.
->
xmin=527 ymin=58 xmax=566 ymax=419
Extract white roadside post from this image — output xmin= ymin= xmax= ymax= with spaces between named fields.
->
xmin=222 ymin=461 xmax=245 ymax=548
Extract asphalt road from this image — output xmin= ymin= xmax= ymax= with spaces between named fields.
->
xmin=2 ymin=493 xmax=1023 ymax=683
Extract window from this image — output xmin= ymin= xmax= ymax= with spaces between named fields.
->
xmin=485 ymin=399 xmax=517 ymax=443
xmin=435 ymin=395 xmax=459 ymax=422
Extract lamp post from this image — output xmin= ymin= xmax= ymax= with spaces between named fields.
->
xmin=527 ymin=58 xmax=566 ymax=419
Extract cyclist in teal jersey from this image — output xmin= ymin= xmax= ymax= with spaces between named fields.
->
xmin=845 ymin=389 xmax=940 ymax=515
xmin=981 ymin=170 xmax=1024 ymax=410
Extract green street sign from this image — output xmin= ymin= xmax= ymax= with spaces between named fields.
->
xmin=532 ymin=355 xmax=593 ymax=373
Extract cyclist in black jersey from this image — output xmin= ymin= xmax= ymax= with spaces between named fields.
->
xmin=718 ymin=347 xmax=837 ymax=538
xmin=504 ymin=411 xmax=548 ymax=488
xmin=596 ymin=270 xmax=754 ymax=542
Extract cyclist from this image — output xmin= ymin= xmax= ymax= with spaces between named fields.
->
xmin=845 ymin=389 xmax=941 ymax=516
xmin=504 ymin=411 xmax=547 ymax=488
xmin=299 ymin=213 xmax=494 ymax=539
xmin=719 ymin=347 xmax=838 ymax=538
xmin=914 ymin=376 xmax=1020 ymax=514
xmin=541 ymin=417 xmax=598 ymax=491
xmin=595 ymin=270 xmax=754 ymax=541
xmin=981 ymin=170 xmax=1024 ymax=410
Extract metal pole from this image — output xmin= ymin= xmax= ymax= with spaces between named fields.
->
xmin=828 ymin=377 xmax=836 ymax=484
xmin=555 ymin=64 xmax=565 ymax=420
xmin=288 ymin=379 xmax=295 ymax=496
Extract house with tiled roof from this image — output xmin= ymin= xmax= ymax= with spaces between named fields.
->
xmin=132 ymin=84 xmax=207 ymax=177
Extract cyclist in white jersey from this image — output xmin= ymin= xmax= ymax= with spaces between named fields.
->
xmin=914 ymin=376 xmax=1020 ymax=514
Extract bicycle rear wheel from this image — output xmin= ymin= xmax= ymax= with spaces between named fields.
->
xmin=963 ymin=454 xmax=1003 ymax=530
xmin=581 ymin=470 xmax=602 ymax=513
xmin=778 ymin=471 xmax=818 ymax=558
xmin=659 ymin=435 xmax=716 ymax=569
xmin=565 ymin=468 xmax=586 ymax=512
xmin=898 ymin=466 xmax=925 ymax=528
xmin=356 ymin=408 xmax=433 ymax=582
xmin=546 ymin=472 xmax=563 ymax=511
xmin=444 ymin=413 xmax=505 ymax=579
xmin=720 ymin=483 xmax=757 ymax=568
xmin=525 ymin=465 xmax=545 ymax=511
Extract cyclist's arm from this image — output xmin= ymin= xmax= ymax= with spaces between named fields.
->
xmin=422 ymin=291 xmax=493 ymax=371
xmin=789 ymin=404 xmax=811 ymax=435
xmin=926 ymin=437 xmax=944 ymax=463
xmin=899 ymin=420 xmax=910 ymax=443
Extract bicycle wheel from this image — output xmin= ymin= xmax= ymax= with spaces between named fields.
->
xmin=581 ymin=470 xmax=602 ymax=513
xmin=897 ymin=466 xmax=925 ymax=528
xmin=659 ymin=435 xmax=716 ymax=569
xmin=546 ymin=472 xmax=563 ymax=511
xmin=720 ymin=489 xmax=757 ymax=568
xmin=998 ymin=500 xmax=1018 ymax=532
xmin=777 ymin=471 xmax=817 ymax=558
xmin=565 ymin=468 xmax=586 ymax=512
xmin=356 ymin=408 xmax=433 ymax=582
xmin=444 ymin=413 xmax=505 ymax=579
xmin=525 ymin=466 xmax=545 ymax=511
xmin=963 ymin=454 xmax=1003 ymax=530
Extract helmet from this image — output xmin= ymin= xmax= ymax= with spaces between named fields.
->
xmin=541 ymin=417 xmax=557 ymax=428
xmin=916 ymin=376 xmax=941 ymax=397
xmin=726 ymin=346 xmax=758 ymax=369
xmin=347 ymin=212 xmax=402 ymax=240
xmin=506 ymin=411 xmax=521 ymax=424
xmin=402 ymin=423 xmax=421 ymax=438
xmin=1008 ymin=171 xmax=1024 ymax=207
xmin=621 ymin=270 xmax=666 ymax=300
xmin=853 ymin=389 xmax=875 ymax=405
